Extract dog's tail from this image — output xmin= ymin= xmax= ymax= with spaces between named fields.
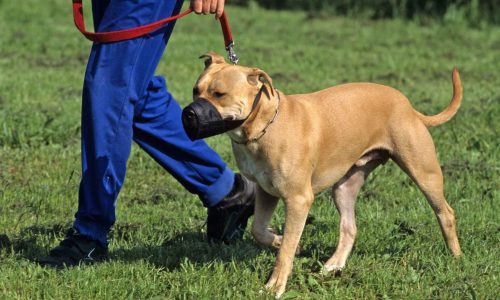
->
xmin=416 ymin=68 xmax=462 ymax=127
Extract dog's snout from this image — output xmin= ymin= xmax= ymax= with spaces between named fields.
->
xmin=184 ymin=108 xmax=197 ymax=120
xmin=182 ymin=106 xmax=200 ymax=140
xmin=182 ymin=98 xmax=244 ymax=140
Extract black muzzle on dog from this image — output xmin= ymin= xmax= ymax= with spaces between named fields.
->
xmin=182 ymin=99 xmax=244 ymax=140
xmin=182 ymin=85 xmax=265 ymax=140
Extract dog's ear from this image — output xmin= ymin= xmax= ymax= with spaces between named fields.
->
xmin=199 ymin=51 xmax=226 ymax=69
xmin=247 ymin=68 xmax=275 ymax=97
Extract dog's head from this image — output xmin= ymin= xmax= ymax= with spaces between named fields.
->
xmin=182 ymin=51 xmax=274 ymax=140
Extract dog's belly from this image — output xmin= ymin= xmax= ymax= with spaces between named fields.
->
xmin=311 ymin=168 xmax=350 ymax=193
xmin=311 ymin=149 xmax=390 ymax=193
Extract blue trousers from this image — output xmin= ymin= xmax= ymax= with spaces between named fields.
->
xmin=73 ymin=0 xmax=234 ymax=246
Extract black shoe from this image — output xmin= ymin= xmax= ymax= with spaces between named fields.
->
xmin=38 ymin=228 xmax=108 ymax=269
xmin=207 ymin=174 xmax=256 ymax=243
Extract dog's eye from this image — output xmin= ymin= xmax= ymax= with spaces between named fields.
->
xmin=193 ymin=87 xmax=200 ymax=97
xmin=214 ymin=92 xmax=226 ymax=98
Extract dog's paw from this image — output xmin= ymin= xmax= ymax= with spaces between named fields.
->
xmin=264 ymin=282 xmax=286 ymax=299
xmin=272 ymin=234 xmax=283 ymax=249
xmin=322 ymin=264 xmax=343 ymax=276
xmin=265 ymin=269 xmax=290 ymax=298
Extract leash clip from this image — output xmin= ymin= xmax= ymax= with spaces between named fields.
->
xmin=226 ymin=42 xmax=239 ymax=65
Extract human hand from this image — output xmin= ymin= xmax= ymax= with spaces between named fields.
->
xmin=191 ymin=0 xmax=225 ymax=19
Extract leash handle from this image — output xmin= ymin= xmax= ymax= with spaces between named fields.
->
xmin=72 ymin=0 xmax=238 ymax=63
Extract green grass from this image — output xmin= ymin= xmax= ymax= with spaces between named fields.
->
xmin=1 ymin=0 xmax=499 ymax=299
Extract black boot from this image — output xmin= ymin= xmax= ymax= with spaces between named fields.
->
xmin=38 ymin=228 xmax=108 ymax=269
xmin=207 ymin=173 xmax=256 ymax=243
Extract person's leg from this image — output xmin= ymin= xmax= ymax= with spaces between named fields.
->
xmin=72 ymin=0 xmax=189 ymax=247
xmin=39 ymin=0 xmax=186 ymax=268
xmin=73 ymin=0 xmax=186 ymax=247
xmin=40 ymin=0 xmax=190 ymax=268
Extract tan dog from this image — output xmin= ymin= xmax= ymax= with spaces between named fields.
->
xmin=191 ymin=52 xmax=462 ymax=297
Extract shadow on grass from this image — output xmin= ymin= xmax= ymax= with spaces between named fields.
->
xmin=110 ymin=216 xmax=419 ymax=272
xmin=4 ymin=223 xmax=264 ymax=269
xmin=7 ymin=217 xmax=423 ymax=271
xmin=117 ymin=217 xmax=320 ymax=271
xmin=0 ymin=223 xmax=69 ymax=262
xmin=111 ymin=231 xmax=263 ymax=270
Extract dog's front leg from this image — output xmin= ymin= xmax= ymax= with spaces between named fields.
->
xmin=265 ymin=190 xmax=313 ymax=298
xmin=252 ymin=186 xmax=282 ymax=248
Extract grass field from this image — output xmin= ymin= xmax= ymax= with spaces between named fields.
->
xmin=1 ymin=0 xmax=499 ymax=299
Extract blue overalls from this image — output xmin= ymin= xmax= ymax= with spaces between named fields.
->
xmin=73 ymin=0 xmax=234 ymax=246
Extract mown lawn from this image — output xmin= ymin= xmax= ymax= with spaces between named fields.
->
xmin=0 ymin=0 xmax=499 ymax=299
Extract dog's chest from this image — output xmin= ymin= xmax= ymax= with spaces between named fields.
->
xmin=233 ymin=144 xmax=281 ymax=197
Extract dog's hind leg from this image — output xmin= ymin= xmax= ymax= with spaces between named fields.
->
xmin=324 ymin=154 xmax=386 ymax=272
xmin=252 ymin=186 xmax=282 ymax=249
xmin=392 ymin=123 xmax=462 ymax=257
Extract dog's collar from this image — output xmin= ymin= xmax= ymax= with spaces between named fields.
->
xmin=231 ymin=88 xmax=280 ymax=145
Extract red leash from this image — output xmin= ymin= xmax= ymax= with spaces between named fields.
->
xmin=72 ymin=0 xmax=239 ymax=63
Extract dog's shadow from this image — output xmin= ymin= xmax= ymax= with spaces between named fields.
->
xmin=111 ymin=231 xmax=262 ymax=269
xmin=114 ymin=216 xmax=329 ymax=271
xmin=119 ymin=216 xmax=321 ymax=270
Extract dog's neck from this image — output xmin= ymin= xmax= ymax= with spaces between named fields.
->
xmin=229 ymin=87 xmax=281 ymax=145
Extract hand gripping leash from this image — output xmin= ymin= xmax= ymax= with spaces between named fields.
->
xmin=72 ymin=0 xmax=239 ymax=64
